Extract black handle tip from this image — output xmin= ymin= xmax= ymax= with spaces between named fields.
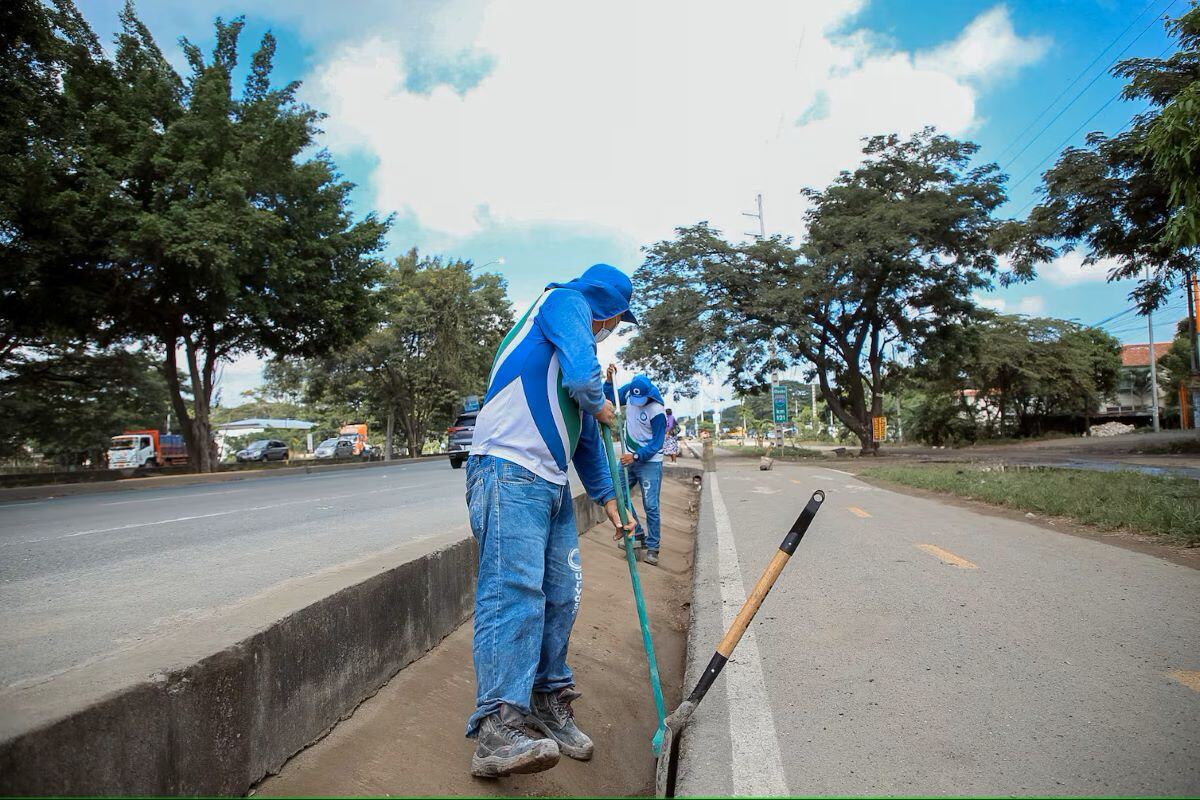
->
xmin=811 ymin=489 xmax=825 ymax=504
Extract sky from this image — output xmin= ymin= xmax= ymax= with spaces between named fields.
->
xmin=77 ymin=0 xmax=1190 ymax=415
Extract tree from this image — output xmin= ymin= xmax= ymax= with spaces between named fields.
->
xmin=907 ymin=312 xmax=1121 ymax=440
xmin=625 ymin=129 xmax=1009 ymax=453
xmin=0 ymin=345 xmax=173 ymax=465
xmin=1158 ymin=318 xmax=1197 ymax=422
xmin=0 ymin=0 xmax=119 ymax=365
xmin=1012 ymin=4 xmax=1200 ymax=309
xmin=283 ymin=252 xmax=511 ymax=459
xmin=15 ymin=6 xmax=390 ymax=472
xmin=1144 ymin=3 xmax=1200 ymax=250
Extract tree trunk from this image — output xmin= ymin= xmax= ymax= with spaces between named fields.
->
xmin=385 ymin=407 xmax=395 ymax=461
xmin=403 ymin=417 xmax=421 ymax=459
xmin=182 ymin=336 xmax=216 ymax=473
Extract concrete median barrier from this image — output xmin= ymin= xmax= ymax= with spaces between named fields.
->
xmin=0 ymin=485 xmax=626 ymax=795
xmin=0 ymin=455 xmax=445 ymax=503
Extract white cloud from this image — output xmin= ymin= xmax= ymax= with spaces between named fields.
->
xmin=973 ymin=292 xmax=1007 ymax=312
xmin=303 ymin=2 xmax=1049 ymax=246
xmin=1015 ymin=295 xmax=1045 ymax=314
xmin=1040 ymin=251 xmax=1117 ymax=286
xmin=915 ymin=6 xmax=1050 ymax=84
xmin=970 ymin=292 xmax=1045 ymax=315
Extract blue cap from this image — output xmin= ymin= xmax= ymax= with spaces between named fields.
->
xmin=623 ymin=375 xmax=664 ymax=406
xmin=546 ymin=263 xmax=637 ymax=324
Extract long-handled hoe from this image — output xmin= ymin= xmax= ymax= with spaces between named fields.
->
xmin=653 ymin=488 xmax=826 ymax=797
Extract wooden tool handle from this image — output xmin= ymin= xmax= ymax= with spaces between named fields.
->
xmin=686 ymin=489 xmax=825 ymax=705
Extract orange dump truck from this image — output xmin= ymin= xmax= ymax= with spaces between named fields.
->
xmin=337 ymin=423 xmax=370 ymax=455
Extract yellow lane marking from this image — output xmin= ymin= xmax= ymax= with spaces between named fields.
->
xmin=790 ymin=479 xmax=804 ymax=485
xmin=915 ymin=543 xmax=978 ymax=569
xmin=847 ymin=506 xmax=871 ymax=518
xmin=1169 ymin=670 xmax=1200 ymax=693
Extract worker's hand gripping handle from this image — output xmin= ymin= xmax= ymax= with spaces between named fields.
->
xmin=686 ymin=489 xmax=825 ymax=706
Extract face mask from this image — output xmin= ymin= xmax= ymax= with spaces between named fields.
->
xmin=594 ymin=326 xmax=613 ymax=343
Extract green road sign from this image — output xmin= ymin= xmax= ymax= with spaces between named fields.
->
xmin=772 ymin=385 xmax=788 ymax=424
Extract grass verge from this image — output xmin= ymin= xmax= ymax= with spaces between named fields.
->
xmin=722 ymin=444 xmax=826 ymax=460
xmin=859 ymin=464 xmax=1200 ymax=545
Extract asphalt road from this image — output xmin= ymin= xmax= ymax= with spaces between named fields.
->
xmin=678 ymin=456 xmax=1200 ymax=796
xmin=0 ymin=458 xmax=505 ymax=689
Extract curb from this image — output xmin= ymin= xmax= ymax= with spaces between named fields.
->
xmin=0 ymin=455 xmax=446 ymax=503
xmin=0 ymin=487 xmax=607 ymax=795
xmin=673 ymin=460 xmax=734 ymax=796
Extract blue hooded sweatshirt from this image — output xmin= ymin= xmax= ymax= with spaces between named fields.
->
xmin=470 ymin=264 xmax=636 ymax=499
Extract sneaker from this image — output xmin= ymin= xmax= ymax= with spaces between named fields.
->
xmin=526 ymin=688 xmax=594 ymax=761
xmin=644 ymin=550 xmax=660 ymax=566
xmin=471 ymin=704 xmax=560 ymax=778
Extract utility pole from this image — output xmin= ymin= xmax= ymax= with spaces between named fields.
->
xmin=745 ymin=193 xmax=782 ymax=446
xmin=1146 ymin=265 xmax=1161 ymax=433
xmin=742 ymin=193 xmax=765 ymax=239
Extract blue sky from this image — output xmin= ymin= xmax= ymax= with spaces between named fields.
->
xmin=76 ymin=0 xmax=1188 ymax=407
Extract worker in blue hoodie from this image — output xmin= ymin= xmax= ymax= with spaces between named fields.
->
xmin=604 ymin=367 xmax=667 ymax=566
xmin=464 ymin=263 xmax=636 ymax=778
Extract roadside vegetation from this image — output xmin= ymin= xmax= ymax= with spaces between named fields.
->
xmin=721 ymin=445 xmax=825 ymax=460
xmin=860 ymin=464 xmax=1200 ymax=545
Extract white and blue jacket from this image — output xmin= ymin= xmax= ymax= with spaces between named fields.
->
xmin=605 ymin=375 xmax=667 ymax=464
xmin=470 ymin=264 xmax=636 ymax=503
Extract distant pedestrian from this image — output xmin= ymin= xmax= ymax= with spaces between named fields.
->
xmin=662 ymin=408 xmax=680 ymax=463
xmin=464 ymin=264 xmax=636 ymax=777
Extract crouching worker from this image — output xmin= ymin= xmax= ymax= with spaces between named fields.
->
xmin=604 ymin=366 xmax=667 ymax=566
xmin=464 ymin=264 xmax=636 ymax=778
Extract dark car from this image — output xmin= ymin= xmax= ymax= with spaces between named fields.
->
xmin=236 ymin=439 xmax=290 ymax=463
xmin=446 ymin=412 xmax=476 ymax=469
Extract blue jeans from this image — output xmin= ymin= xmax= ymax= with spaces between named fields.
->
xmin=624 ymin=459 xmax=662 ymax=552
xmin=464 ymin=455 xmax=582 ymax=737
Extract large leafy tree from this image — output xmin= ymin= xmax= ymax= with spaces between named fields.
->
xmin=0 ymin=0 xmax=117 ymax=364
xmin=281 ymin=252 xmax=511 ymax=459
xmin=625 ymin=129 xmax=1008 ymax=453
xmin=49 ymin=6 xmax=390 ymax=471
xmin=1012 ymin=3 xmax=1200 ymax=309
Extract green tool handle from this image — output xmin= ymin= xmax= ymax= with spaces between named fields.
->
xmin=600 ymin=421 xmax=668 ymax=754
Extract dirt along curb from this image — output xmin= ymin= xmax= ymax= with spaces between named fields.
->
xmin=0 ymin=480 xmax=617 ymax=796
xmin=0 ymin=454 xmax=446 ymax=503
xmin=257 ymin=467 xmax=701 ymax=797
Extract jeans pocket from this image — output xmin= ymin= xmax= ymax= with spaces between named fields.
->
xmin=498 ymin=461 xmax=536 ymax=484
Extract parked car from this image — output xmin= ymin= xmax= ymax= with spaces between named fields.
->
xmin=236 ymin=439 xmax=290 ymax=463
xmin=313 ymin=438 xmax=356 ymax=459
xmin=446 ymin=411 xmax=477 ymax=469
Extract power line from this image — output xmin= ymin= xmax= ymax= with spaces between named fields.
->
xmin=1000 ymin=0 xmax=1176 ymax=174
xmin=1008 ymin=94 xmax=1142 ymax=218
xmin=994 ymin=0 xmax=1165 ymax=163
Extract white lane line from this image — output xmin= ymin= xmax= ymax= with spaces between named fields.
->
xmin=0 ymin=500 xmax=48 ymax=508
xmin=825 ymin=468 xmax=854 ymax=476
xmin=710 ymin=474 xmax=790 ymax=797
xmin=101 ymin=489 xmax=247 ymax=506
xmin=4 ymin=483 xmax=431 ymax=546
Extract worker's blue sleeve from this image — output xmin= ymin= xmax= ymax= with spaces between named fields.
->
xmin=539 ymin=290 xmax=605 ymax=415
xmin=604 ymin=380 xmax=616 ymax=404
xmin=572 ymin=414 xmax=616 ymax=504
xmin=636 ymin=412 xmax=667 ymax=462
